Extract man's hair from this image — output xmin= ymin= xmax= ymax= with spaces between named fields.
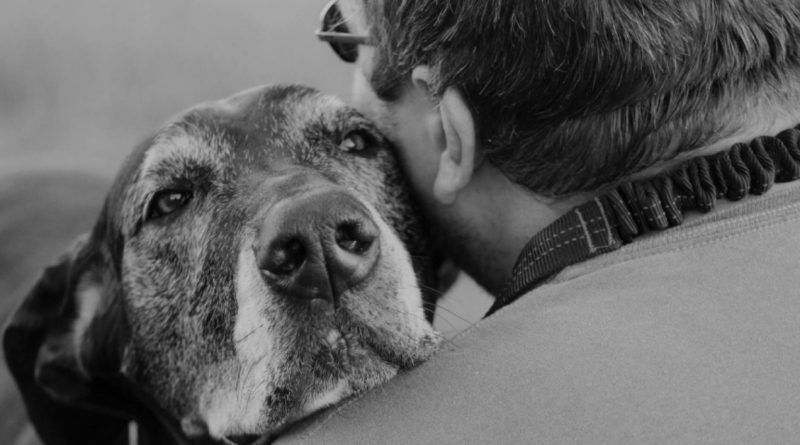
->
xmin=363 ymin=0 xmax=800 ymax=196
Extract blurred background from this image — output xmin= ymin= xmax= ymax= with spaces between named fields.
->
xmin=0 ymin=0 xmax=353 ymax=177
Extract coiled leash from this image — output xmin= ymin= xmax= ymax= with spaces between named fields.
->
xmin=487 ymin=124 xmax=800 ymax=316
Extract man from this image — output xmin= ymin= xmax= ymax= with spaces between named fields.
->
xmin=280 ymin=0 xmax=800 ymax=443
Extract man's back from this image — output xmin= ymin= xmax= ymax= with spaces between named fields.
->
xmin=278 ymin=180 xmax=800 ymax=444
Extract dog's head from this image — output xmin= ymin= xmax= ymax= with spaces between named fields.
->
xmin=4 ymin=85 xmax=441 ymax=443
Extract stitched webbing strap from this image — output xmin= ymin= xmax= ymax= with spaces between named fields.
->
xmin=486 ymin=124 xmax=800 ymax=316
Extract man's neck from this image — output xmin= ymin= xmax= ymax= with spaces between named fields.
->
xmin=458 ymin=163 xmax=585 ymax=295
xmin=475 ymin=103 xmax=800 ymax=295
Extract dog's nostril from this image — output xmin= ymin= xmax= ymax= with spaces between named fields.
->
xmin=263 ymin=238 xmax=306 ymax=276
xmin=335 ymin=221 xmax=375 ymax=254
xmin=255 ymin=189 xmax=382 ymax=303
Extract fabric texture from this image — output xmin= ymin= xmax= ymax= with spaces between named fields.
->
xmin=491 ymin=124 xmax=800 ymax=314
xmin=276 ymin=177 xmax=800 ymax=443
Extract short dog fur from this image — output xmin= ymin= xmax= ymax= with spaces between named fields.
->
xmin=4 ymin=85 xmax=441 ymax=444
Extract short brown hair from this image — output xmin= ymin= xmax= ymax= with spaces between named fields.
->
xmin=363 ymin=0 xmax=800 ymax=196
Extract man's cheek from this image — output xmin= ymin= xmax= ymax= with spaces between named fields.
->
xmin=351 ymin=70 xmax=373 ymax=112
xmin=350 ymin=48 xmax=378 ymax=112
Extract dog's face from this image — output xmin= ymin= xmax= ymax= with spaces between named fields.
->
xmin=4 ymin=85 xmax=440 ymax=443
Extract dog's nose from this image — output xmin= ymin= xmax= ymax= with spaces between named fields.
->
xmin=255 ymin=190 xmax=380 ymax=303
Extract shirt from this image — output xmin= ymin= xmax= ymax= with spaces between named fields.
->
xmin=276 ymin=131 xmax=800 ymax=444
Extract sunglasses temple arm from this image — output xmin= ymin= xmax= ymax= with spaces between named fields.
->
xmin=315 ymin=31 xmax=370 ymax=45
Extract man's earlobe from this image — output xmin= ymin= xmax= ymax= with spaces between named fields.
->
xmin=433 ymin=87 xmax=477 ymax=205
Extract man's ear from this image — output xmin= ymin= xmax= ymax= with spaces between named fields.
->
xmin=411 ymin=67 xmax=478 ymax=205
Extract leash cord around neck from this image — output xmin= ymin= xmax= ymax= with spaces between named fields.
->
xmin=486 ymin=124 xmax=800 ymax=317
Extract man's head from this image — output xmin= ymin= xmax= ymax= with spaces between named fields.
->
xmin=353 ymin=0 xmax=800 ymax=194
xmin=325 ymin=0 xmax=800 ymax=293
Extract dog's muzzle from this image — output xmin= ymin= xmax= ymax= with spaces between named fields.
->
xmin=254 ymin=189 xmax=380 ymax=305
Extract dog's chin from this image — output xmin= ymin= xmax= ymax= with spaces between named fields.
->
xmin=203 ymin=229 xmax=441 ymax=441
xmin=262 ymin=303 xmax=441 ymax=434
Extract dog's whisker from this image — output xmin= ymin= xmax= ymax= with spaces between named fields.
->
xmin=430 ymin=304 xmax=477 ymax=327
xmin=234 ymin=320 xmax=271 ymax=344
xmin=389 ymin=284 xmax=486 ymax=345
xmin=395 ymin=283 xmax=475 ymax=326
xmin=415 ymin=282 xmax=445 ymax=296
xmin=355 ymin=299 xmax=463 ymax=349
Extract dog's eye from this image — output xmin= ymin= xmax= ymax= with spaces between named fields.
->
xmin=338 ymin=131 xmax=369 ymax=152
xmin=147 ymin=190 xmax=192 ymax=220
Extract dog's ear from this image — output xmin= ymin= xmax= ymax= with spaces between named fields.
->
xmin=3 ymin=234 xmax=133 ymax=444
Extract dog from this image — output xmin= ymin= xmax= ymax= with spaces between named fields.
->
xmin=3 ymin=85 xmax=442 ymax=444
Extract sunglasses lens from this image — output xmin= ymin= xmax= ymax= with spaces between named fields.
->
xmin=330 ymin=40 xmax=359 ymax=63
xmin=323 ymin=2 xmax=359 ymax=63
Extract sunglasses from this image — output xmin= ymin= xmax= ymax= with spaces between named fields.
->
xmin=315 ymin=0 xmax=370 ymax=63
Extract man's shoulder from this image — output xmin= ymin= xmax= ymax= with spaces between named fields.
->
xmin=277 ymin=188 xmax=800 ymax=444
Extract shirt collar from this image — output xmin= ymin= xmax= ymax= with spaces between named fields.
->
xmin=487 ymin=124 xmax=800 ymax=316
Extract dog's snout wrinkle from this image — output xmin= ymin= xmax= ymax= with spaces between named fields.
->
xmin=255 ymin=190 xmax=381 ymax=304
xmin=220 ymin=433 xmax=265 ymax=445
